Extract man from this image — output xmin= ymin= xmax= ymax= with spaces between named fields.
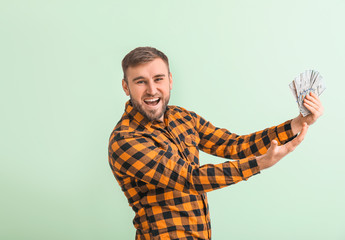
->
xmin=108 ymin=47 xmax=323 ymax=239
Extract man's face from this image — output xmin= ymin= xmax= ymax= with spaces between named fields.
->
xmin=122 ymin=58 xmax=173 ymax=122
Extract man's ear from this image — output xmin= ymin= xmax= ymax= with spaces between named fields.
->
xmin=169 ymin=72 xmax=173 ymax=90
xmin=122 ymin=79 xmax=130 ymax=96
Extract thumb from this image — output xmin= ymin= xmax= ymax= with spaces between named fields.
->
xmin=270 ymin=140 xmax=278 ymax=149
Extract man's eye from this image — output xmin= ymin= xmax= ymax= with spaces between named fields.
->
xmin=137 ymin=81 xmax=145 ymax=84
xmin=155 ymin=78 xmax=163 ymax=81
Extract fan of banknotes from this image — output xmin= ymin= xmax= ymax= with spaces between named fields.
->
xmin=289 ymin=70 xmax=326 ymax=116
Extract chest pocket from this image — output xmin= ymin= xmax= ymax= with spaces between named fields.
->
xmin=182 ymin=134 xmax=199 ymax=165
xmin=184 ymin=134 xmax=197 ymax=147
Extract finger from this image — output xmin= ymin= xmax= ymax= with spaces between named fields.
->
xmin=305 ymin=94 xmax=324 ymax=116
xmin=304 ymin=100 xmax=320 ymax=115
xmin=310 ymin=91 xmax=320 ymax=100
xmin=306 ymin=92 xmax=321 ymax=104
xmin=305 ymin=94 xmax=320 ymax=107
xmin=271 ymin=140 xmax=278 ymax=148
xmin=267 ymin=139 xmax=278 ymax=153
xmin=304 ymin=100 xmax=323 ymax=117
xmin=309 ymin=91 xmax=317 ymax=98
xmin=304 ymin=98 xmax=320 ymax=108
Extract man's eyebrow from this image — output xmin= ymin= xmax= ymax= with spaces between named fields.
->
xmin=132 ymin=74 xmax=166 ymax=82
xmin=153 ymin=74 xmax=166 ymax=78
xmin=132 ymin=76 xmax=145 ymax=82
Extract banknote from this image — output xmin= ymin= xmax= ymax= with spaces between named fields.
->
xmin=289 ymin=70 xmax=326 ymax=116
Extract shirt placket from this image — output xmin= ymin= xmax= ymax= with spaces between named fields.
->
xmin=166 ymin=122 xmax=212 ymax=238
xmin=152 ymin=118 xmax=211 ymax=238
xmin=155 ymin=123 xmax=190 ymax=161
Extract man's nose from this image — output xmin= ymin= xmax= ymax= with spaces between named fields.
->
xmin=146 ymin=81 xmax=157 ymax=95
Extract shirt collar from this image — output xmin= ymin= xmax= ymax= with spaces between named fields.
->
xmin=124 ymin=100 xmax=170 ymax=129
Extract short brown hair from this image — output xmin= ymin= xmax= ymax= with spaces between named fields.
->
xmin=122 ymin=47 xmax=170 ymax=81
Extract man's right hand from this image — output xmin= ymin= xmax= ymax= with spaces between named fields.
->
xmin=256 ymin=122 xmax=309 ymax=171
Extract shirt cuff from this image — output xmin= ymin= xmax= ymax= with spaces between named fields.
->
xmin=238 ymin=157 xmax=260 ymax=180
xmin=276 ymin=119 xmax=297 ymax=144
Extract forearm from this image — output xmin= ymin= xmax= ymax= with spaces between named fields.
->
xmin=189 ymin=157 xmax=260 ymax=193
xmin=110 ymin=136 xmax=260 ymax=195
xmin=198 ymin=120 xmax=296 ymax=159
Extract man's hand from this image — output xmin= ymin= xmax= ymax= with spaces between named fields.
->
xmin=291 ymin=92 xmax=324 ymax=135
xmin=256 ymin=123 xmax=308 ymax=170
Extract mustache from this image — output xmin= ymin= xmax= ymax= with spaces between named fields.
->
xmin=142 ymin=94 xmax=161 ymax=98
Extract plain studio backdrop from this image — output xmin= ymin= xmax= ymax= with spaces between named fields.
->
xmin=1 ymin=0 xmax=344 ymax=239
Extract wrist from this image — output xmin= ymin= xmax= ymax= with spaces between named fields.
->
xmin=291 ymin=115 xmax=303 ymax=135
xmin=256 ymin=155 xmax=267 ymax=171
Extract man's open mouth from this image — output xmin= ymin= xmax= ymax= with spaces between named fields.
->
xmin=143 ymin=98 xmax=160 ymax=106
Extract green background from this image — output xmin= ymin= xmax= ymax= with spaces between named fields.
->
xmin=1 ymin=0 xmax=344 ymax=239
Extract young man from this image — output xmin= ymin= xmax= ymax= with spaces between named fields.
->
xmin=108 ymin=47 xmax=323 ymax=239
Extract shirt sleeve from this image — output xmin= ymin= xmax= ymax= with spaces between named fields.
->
xmin=109 ymin=133 xmax=260 ymax=196
xmin=189 ymin=111 xmax=297 ymax=159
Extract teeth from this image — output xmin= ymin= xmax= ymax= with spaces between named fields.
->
xmin=144 ymin=98 xmax=159 ymax=102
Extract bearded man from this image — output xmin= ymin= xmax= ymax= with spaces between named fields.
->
xmin=108 ymin=47 xmax=323 ymax=239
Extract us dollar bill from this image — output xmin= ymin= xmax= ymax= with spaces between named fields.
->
xmin=289 ymin=70 xmax=326 ymax=117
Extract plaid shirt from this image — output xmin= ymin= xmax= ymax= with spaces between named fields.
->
xmin=108 ymin=101 xmax=296 ymax=239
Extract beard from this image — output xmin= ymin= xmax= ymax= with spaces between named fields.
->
xmin=130 ymin=92 xmax=170 ymax=122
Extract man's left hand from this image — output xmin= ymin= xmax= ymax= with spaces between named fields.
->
xmin=301 ymin=91 xmax=324 ymax=125
xmin=291 ymin=92 xmax=324 ymax=135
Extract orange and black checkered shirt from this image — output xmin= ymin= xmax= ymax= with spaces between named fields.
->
xmin=108 ymin=101 xmax=296 ymax=239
